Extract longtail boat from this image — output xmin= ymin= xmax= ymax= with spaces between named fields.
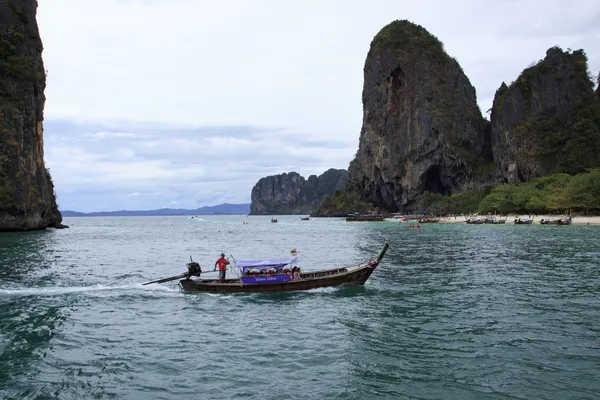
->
xmin=558 ymin=216 xmax=572 ymax=225
xmin=514 ymin=217 xmax=533 ymax=225
xmin=418 ymin=217 xmax=440 ymax=223
xmin=541 ymin=216 xmax=572 ymax=225
xmin=484 ymin=216 xmax=507 ymax=224
xmin=466 ymin=216 xmax=485 ymax=224
xmin=143 ymin=242 xmax=389 ymax=293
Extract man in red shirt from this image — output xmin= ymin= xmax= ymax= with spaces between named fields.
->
xmin=214 ymin=253 xmax=230 ymax=283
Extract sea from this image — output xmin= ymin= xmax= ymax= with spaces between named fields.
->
xmin=0 ymin=215 xmax=599 ymax=400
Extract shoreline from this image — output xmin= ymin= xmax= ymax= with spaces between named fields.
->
xmin=438 ymin=215 xmax=600 ymax=225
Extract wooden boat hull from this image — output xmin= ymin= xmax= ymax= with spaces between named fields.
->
xmin=466 ymin=220 xmax=485 ymax=224
xmin=346 ymin=215 xmax=385 ymax=222
xmin=179 ymin=243 xmax=389 ymax=293
xmin=514 ymin=219 xmax=533 ymax=224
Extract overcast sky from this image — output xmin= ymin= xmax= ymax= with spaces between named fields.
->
xmin=37 ymin=0 xmax=600 ymax=212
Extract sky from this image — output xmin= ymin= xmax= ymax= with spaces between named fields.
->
xmin=36 ymin=0 xmax=600 ymax=212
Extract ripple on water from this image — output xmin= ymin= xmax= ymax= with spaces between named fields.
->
xmin=1 ymin=217 xmax=600 ymax=399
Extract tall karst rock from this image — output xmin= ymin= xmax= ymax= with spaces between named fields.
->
xmin=347 ymin=20 xmax=492 ymax=211
xmin=250 ymin=169 xmax=348 ymax=215
xmin=491 ymin=47 xmax=600 ymax=183
xmin=0 ymin=0 xmax=62 ymax=230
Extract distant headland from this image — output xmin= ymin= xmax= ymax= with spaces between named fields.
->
xmin=61 ymin=203 xmax=251 ymax=217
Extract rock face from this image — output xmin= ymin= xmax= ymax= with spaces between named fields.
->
xmin=0 ymin=0 xmax=62 ymax=231
xmin=491 ymin=47 xmax=600 ymax=182
xmin=347 ymin=20 xmax=492 ymax=212
xmin=250 ymin=169 xmax=348 ymax=215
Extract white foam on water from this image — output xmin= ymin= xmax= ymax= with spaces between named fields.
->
xmin=205 ymin=293 xmax=235 ymax=299
xmin=0 ymin=282 xmax=179 ymax=297
xmin=305 ymin=286 xmax=340 ymax=294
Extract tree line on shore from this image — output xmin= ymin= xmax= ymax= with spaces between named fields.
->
xmin=417 ymin=169 xmax=600 ymax=215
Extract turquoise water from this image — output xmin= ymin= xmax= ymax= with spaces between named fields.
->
xmin=1 ymin=216 xmax=599 ymax=399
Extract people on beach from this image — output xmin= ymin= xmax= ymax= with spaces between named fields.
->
xmin=214 ymin=253 xmax=230 ymax=283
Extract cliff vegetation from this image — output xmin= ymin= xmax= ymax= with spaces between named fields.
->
xmin=319 ymin=19 xmax=600 ymax=216
xmin=491 ymin=47 xmax=600 ymax=182
xmin=417 ymin=169 xmax=600 ymax=215
xmin=250 ymin=169 xmax=347 ymax=215
xmin=347 ymin=20 xmax=492 ymax=212
xmin=0 ymin=0 xmax=62 ymax=230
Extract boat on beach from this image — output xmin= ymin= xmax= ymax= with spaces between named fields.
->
xmin=514 ymin=217 xmax=533 ymax=224
xmin=541 ymin=216 xmax=572 ymax=225
xmin=346 ymin=214 xmax=386 ymax=222
xmin=558 ymin=216 xmax=572 ymax=225
xmin=418 ymin=217 xmax=440 ymax=223
xmin=384 ymin=214 xmax=407 ymax=223
xmin=484 ymin=216 xmax=507 ymax=224
xmin=466 ymin=216 xmax=485 ymax=224
xmin=143 ymin=242 xmax=389 ymax=293
xmin=540 ymin=218 xmax=559 ymax=225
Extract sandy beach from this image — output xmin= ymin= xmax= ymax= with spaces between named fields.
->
xmin=439 ymin=215 xmax=600 ymax=225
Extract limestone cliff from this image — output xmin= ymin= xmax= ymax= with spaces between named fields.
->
xmin=491 ymin=47 xmax=600 ymax=182
xmin=347 ymin=20 xmax=492 ymax=212
xmin=0 ymin=0 xmax=62 ymax=230
xmin=250 ymin=169 xmax=348 ymax=215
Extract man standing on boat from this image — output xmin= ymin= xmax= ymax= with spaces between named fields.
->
xmin=214 ymin=253 xmax=230 ymax=283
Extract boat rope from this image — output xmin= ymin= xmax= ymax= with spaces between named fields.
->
xmin=228 ymin=254 xmax=243 ymax=286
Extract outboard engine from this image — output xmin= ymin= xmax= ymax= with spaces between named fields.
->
xmin=186 ymin=261 xmax=201 ymax=278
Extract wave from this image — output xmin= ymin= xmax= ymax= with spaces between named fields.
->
xmin=0 ymin=282 xmax=179 ymax=297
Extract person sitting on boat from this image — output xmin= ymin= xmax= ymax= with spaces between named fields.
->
xmin=213 ymin=253 xmax=230 ymax=283
xmin=292 ymin=267 xmax=301 ymax=280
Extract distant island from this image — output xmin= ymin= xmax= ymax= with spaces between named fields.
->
xmin=250 ymin=169 xmax=348 ymax=215
xmin=61 ymin=203 xmax=250 ymax=217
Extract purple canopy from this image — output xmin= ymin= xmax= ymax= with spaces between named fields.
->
xmin=236 ymin=257 xmax=297 ymax=269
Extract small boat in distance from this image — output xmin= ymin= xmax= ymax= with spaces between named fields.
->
xmin=143 ymin=242 xmax=390 ymax=293
xmin=384 ymin=213 xmax=407 ymax=223
xmin=484 ymin=216 xmax=507 ymax=224
xmin=271 ymin=218 xmax=278 ymax=223
xmin=346 ymin=214 xmax=386 ymax=222
xmin=466 ymin=216 xmax=485 ymax=224
xmin=514 ymin=217 xmax=533 ymax=224
xmin=541 ymin=216 xmax=572 ymax=225
xmin=418 ymin=217 xmax=440 ymax=223
xmin=300 ymin=216 xmax=310 ymax=221
xmin=558 ymin=216 xmax=572 ymax=225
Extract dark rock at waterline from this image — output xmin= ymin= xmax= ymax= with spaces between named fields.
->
xmin=0 ymin=0 xmax=62 ymax=231
xmin=250 ymin=169 xmax=348 ymax=215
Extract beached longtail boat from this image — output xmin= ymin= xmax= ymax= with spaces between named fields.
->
xmin=143 ymin=242 xmax=389 ymax=293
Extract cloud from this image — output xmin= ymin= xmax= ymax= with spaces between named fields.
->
xmin=44 ymin=120 xmax=355 ymax=211
xmin=36 ymin=0 xmax=600 ymax=211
